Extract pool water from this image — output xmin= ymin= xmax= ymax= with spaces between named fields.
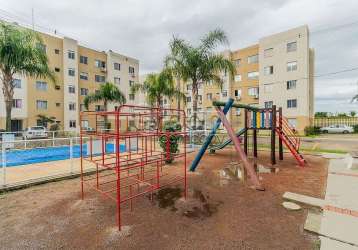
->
xmin=0 ymin=144 xmax=126 ymax=167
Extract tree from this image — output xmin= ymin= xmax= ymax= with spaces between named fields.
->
xmin=36 ymin=114 xmax=56 ymax=128
xmin=0 ymin=22 xmax=55 ymax=131
xmin=130 ymin=69 xmax=186 ymax=108
xmin=353 ymin=94 xmax=358 ymax=103
xmin=350 ymin=110 xmax=356 ymax=117
xmin=84 ymin=82 xmax=126 ymax=128
xmin=314 ymin=112 xmax=328 ymax=118
xmin=165 ymin=29 xmax=236 ymax=129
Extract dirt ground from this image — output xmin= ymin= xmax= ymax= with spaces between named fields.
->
xmin=0 ymin=149 xmax=328 ymax=250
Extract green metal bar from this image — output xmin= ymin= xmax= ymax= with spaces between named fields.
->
xmin=212 ymin=101 xmax=261 ymax=111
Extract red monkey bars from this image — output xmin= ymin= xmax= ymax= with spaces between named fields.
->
xmin=79 ymin=105 xmax=188 ymax=230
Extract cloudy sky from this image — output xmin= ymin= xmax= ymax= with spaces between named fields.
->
xmin=1 ymin=0 xmax=358 ymax=113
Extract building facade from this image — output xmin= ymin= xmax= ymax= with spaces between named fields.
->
xmin=0 ymin=26 xmax=140 ymax=132
xmin=183 ymin=25 xmax=314 ymax=133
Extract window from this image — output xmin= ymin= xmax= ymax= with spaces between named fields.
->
xmin=80 ymin=88 xmax=88 ymax=96
xmin=163 ymin=99 xmax=167 ymax=105
xmin=68 ymin=50 xmax=75 ymax=59
xmin=36 ymin=100 xmax=48 ymax=110
xmin=13 ymin=79 xmax=21 ymax=88
xmin=287 ymin=41 xmax=297 ymax=52
xmin=95 ymin=75 xmax=105 ymax=83
xmin=287 ymin=118 xmax=297 ymax=128
xmin=68 ymin=85 xmax=75 ymax=94
xmin=187 ymin=84 xmax=192 ymax=91
xmin=129 ymin=94 xmax=135 ymax=100
xmin=95 ymin=60 xmax=106 ymax=68
xmin=198 ymin=95 xmax=202 ymax=102
xmin=287 ymin=61 xmax=297 ymax=72
xmin=234 ymin=59 xmax=241 ymax=66
xmin=12 ymin=99 xmax=22 ymax=108
xmin=69 ymin=102 xmax=76 ymax=111
xmin=287 ymin=99 xmax=297 ymax=108
xmin=129 ymin=80 xmax=134 ymax=86
xmin=248 ymin=87 xmax=259 ymax=97
xmin=222 ymin=90 xmax=228 ymax=97
xmin=207 ymin=93 xmax=213 ymax=100
xmin=187 ymin=108 xmax=191 ymax=115
xmin=81 ymin=120 xmax=89 ymax=128
xmin=287 ymin=80 xmax=297 ymax=90
xmin=69 ymin=120 xmax=76 ymax=128
xmin=129 ymin=66 xmax=135 ymax=74
xmin=54 ymin=49 xmax=60 ymax=54
xmin=95 ymin=105 xmax=103 ymax=111
xmin=247 ymin=54 xmax=259 ymax=64
xmin=264 ymin=101 xmax=273 ymax=109
xmin=264 ymin=66 xmax=274 ymax=75
xmin=36 ymin=43 xmax=46 ymax=53
xmin=186 ymin=96 xmax=191 ymax=102
xmin=207 ymin=107 xmax=213 ymax=112
xmin=55 ymin=67 xmax=60 ymax=72
xmin=80 ymin=104 xmax=86 ymax=111
xmin=80 ymin=72 xmax=88 ymax=80
xmin=247 ymin=71 xmax=259 ymax=80
xmin=236 ymin=108 xmax=241 ymax=116
xmin=68 ymin=68 xmax=75 ymax=76
xmin=114 ymin=77 xmax=120 ymax=84
xmin=234 ymin=74 xmax=242 ymax=82
xmin=36 ymin=81 xmax=48 ymax=91
xmin=55 ymin=85 xmax=61 ymax=90
xmin=114 ymin=62 xmax=120 ymax=70
xmin=264 ymin=84 xmax=273 ymax=93
xmin=234 ymin=89 xmax=241 ymax=98
xmin=80 ymin=56 xmax=88 ymax=64
xmin=264 ymin=48 xmax=273 ymax=57
xmin=56 ymin=102 xmax=61 ymax=107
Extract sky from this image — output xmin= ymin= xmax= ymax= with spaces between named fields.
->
xmin=0 ymin=0 xmax=358 ymax=113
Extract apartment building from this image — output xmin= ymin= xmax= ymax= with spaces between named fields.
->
xmin=259 ymin=25 xmax=314 ymax=132
xmin=183 ymin=25 xmax=314 ymax=133
xmin=0 ymin=26 xmax=140 ymax=132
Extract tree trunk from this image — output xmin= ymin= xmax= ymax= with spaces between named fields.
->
xmin=176 ymin=76 xmax=181 ymax=110
xmin=103 ymin=101 xmax=109 ymax=130
xmin=2 ymin=74 xmax=14 ymax=132
xmin=192 ymin=80 xmax=198 ymax=130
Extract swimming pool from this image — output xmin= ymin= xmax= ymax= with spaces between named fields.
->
xmin=0 ymin=143 xmax=126 ymax=167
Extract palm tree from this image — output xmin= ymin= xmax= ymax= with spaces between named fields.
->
xmin=0 ymin=22 xmax=56 ymax=131
xmin=36 ymin=114 xmax=56 ymax=128
xmin=352 ymin=94 xmax=358 ymax=103
xmin=131 ymin=68 xmax=186 ymax=108
xmin=165 ymin=29 xmax=235 ymax=129
xmin=84 ymin=82 xmax=126 ymax=128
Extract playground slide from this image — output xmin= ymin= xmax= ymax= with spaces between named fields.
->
xmin=209 ymin=128 xmax=247 ymax=151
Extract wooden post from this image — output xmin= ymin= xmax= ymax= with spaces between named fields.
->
xmin=253 ymin=128 xmax=257 ymax=158
xmin=271 ymin=105 xmax=276 ymax=165
xmin=278 ymin=107 xmax=283 ymax=161
xmin=244 ymin=109 xmax=248 ymax=155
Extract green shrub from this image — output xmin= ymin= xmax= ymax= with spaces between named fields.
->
xmin=353 ymin=124 xmax=358 ymax=133
xmin=159 ymin=121 xmax=182 ymax=163
xmin=304 ymin=126 xmax=321 ymax=136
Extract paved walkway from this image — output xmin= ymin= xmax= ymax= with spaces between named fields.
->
xmin=318 ymin=154 xmax=358 ymax=249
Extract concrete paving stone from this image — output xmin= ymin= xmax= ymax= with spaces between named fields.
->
xmin=283 ymin=192 xmax=327 ymax=208
xmin=320 ymin=236 xmax=358 ymax=250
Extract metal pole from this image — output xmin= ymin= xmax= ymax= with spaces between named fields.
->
xmin=70 ymin=137 xmax=73 ymax=173
xmin=52 ymin=132 xmax=55 ymax=147
xmin=1 ymin=142 xmax=6 ymax=187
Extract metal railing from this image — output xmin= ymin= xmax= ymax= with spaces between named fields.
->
xmin=0 ymin=136 xmax=86 ymax=188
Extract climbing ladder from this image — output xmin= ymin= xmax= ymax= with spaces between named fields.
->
xmin=276 ymin=117 xmax=305 ymax=167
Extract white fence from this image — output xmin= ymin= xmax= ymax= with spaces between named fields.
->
xmin=0 ymin=136 xmax=86 ymax=188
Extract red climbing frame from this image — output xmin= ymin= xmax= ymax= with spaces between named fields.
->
xmin=79 ymin=105 xmax=187 ymax=230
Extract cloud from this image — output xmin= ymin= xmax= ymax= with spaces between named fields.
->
xmin=0 ymin=0 xmax=358 ymax=112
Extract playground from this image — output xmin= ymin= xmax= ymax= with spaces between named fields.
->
xmin=0 ymin=150 xmax=327 ymax=249
xmin=0 ymin=99 xmax=338 ymax=249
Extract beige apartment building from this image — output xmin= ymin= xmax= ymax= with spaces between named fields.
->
xmin=183 ymin=25 xmax=314 ymax=133
xmin=0 ymin=25 xmax=140 ymax=132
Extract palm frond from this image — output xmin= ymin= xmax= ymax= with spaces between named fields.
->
xmin=200 ymin=28 xmax=229 ymax=53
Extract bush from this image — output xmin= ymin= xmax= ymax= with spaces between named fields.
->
xmin=159 ymin=121 xmax=182 ymax=163
xmin=353 ymin=124 xmax=358 ymax=133
xmin=304 ymin=126 xmax=321 ymax=136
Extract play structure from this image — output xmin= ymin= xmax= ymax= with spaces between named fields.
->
xmin=190 ymin=98 xmax=305 ymax=188
xmin=79 ymin=105 xmax=187 ymax=230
